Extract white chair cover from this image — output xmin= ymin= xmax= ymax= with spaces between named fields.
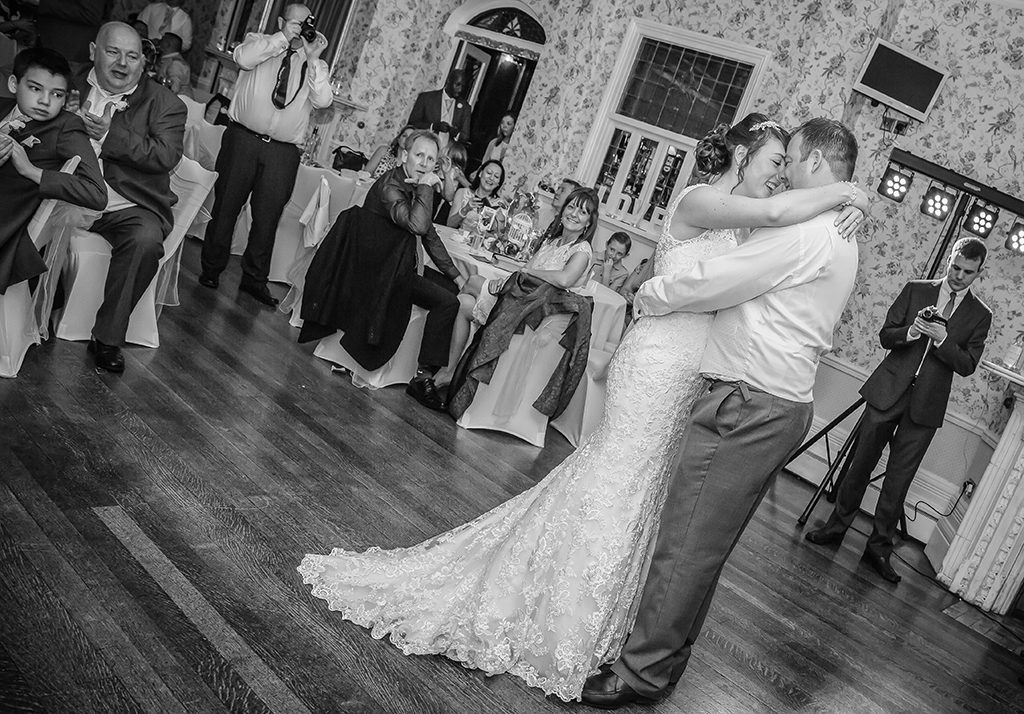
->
xmin=177 ymin=95 xmax=206 ymax=127
xmin=550 ymin=346 xmax=614 ymax=447
xmin=312 ymin=306 xmax=428 ymax=389
xmin=182 ymin=121 xmax=225 ymax=240
xmin=455 ymin=313 xmax=573 ymax=448
xmin=54 ymin=156 xmax=217 ymax=347
xmin=0 ymin=158 xmax=80 ymax=377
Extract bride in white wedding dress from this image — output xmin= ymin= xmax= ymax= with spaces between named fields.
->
xmin=298 ymin=113 xmax=868 ymax=701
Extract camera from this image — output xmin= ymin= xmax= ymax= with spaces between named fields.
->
xmin=299 ymin=14 xmax=317 ymax=42
xmin=919 ymin=305 xmax=948 ymax=326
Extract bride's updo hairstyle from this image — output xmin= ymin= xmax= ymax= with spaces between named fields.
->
xmin=693 ymin=113 xmax=790 ymax=192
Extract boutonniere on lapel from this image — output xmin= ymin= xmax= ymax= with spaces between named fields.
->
xmin=21 ymin=135 xmax=40 ymax=148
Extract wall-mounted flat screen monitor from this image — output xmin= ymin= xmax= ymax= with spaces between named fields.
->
xmin=852 ymin=38 xmax=948 ymax=122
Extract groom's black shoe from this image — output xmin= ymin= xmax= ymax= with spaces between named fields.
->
xmin=581 ymin=669 xmax=658 ymax=709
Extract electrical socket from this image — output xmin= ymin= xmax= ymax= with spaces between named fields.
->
xmin=880 ymin=116 xmax=910 ymax=135
xmin=963 ymin=480 xmax=976 ymax=497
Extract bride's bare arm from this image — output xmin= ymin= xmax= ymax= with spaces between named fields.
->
xmin=678 ymin=182 xmax=867 ymax=233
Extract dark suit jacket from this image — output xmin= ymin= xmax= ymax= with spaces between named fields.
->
xmin=299 ymin=165 xmax=461 ymax=369
xmin=0 ymin=100 xmax=106 ymax=293
xmin=73 ymin=73 xmax=187 ymax=237
xmin=860 ymin=279 xmax=991 ymax=428
xmin=407 ymin=89 xmax=472 ymax=143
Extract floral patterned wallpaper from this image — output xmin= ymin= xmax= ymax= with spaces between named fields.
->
xmin=334 ymin=0 xmax=1022 ymax=433
xmin=840 ymin=0 xmax=1024 ymax=434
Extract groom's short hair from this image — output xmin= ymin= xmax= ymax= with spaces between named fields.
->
xmin=793 ymin=118 xmax=857 ymax=180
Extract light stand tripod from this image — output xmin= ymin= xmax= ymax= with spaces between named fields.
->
xmin=793 ymin=187 xmax=974 ymax=528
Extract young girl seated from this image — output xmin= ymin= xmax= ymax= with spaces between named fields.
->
xmin=433 ymin=186 xmax=599 ymax=389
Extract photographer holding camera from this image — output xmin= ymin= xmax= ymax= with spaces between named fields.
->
xmin=200 ymin=3 xmax=332 ymax=306
xmin=806 ymin=237 xmax=992 ymax=583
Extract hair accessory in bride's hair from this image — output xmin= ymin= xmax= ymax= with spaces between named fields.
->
xmin=703 ymin=123 xmax=729 ymax=141
xmin=750 ymin=119 xmax=781 ymax=133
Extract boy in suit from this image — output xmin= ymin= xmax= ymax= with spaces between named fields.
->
xmin=0 ymin=47 xmax=106 ymax=295
xmin=806 ymin=237 xmax=992 ymax=583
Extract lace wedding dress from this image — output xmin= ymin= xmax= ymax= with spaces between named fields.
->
xmin=298 ymin=185 xmax=736 ymax=701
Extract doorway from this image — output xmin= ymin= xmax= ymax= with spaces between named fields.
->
xmin=443 ymin=2 xmax=546 ymax=173
xmin=451 ymin=47 xmax=536 ymax=172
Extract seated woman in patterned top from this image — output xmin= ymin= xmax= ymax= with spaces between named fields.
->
xmin=433 ymin=186 xmax=598 ymax=389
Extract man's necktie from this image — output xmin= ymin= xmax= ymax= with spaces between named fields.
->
xmin=272 ymin=47 xmax=296 ymax=109
xmin=942 ymin=291 xmax=957 ymax=320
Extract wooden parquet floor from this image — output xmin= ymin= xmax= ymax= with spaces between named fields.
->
xmin=1 ymin=239 xmax=1022 ymax=713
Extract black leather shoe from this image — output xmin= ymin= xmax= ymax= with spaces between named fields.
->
xmin=406 ymin=376 xmax=446 ymax=412
xmin=805 ymin=526 xmax=845 ymax=546
xmin=198 ymin=272 xmax=219 ymax=289
xmin=581 ymin=669 xmax=658 ymax=709
xmin=863 ymin=549 xmax=901 ymax=584
xmin=239 ymin=281 xmax=279 ymax=307
xmin=88 ymin=339 xmax=125 ymax=373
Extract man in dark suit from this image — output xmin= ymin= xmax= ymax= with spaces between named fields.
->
xmin=0 ymin=47 xmax=106 ymax=295
xmin=300 ymin=130 xmax=464 ymax=411
xmin=806 ymin=237 xmax=992 ymax=583
xmin=407 ymin=69 xmax=471 ymax=144
xmin=74 ymin=22 xmax=185 ymax=372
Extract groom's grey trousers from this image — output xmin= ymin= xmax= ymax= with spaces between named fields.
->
xmin=612 ymin=379 xmax=813 ymax=697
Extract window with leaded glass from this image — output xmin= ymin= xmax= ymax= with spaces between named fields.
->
xmin=580 ymin=21 xmax=769 ymax=237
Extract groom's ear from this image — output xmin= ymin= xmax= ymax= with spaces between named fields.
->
xmin=809 ymin=148 xmax=824 ymax=174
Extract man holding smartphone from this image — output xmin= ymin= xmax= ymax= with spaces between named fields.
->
xmin=805 ymin=237 xmax=992 ymax=583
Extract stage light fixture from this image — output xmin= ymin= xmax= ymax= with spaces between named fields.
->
xmin=920 ymin=183 xmax=956 ymax=220
xmin=963 ymin=201 xmax=998 ymax=238
xmin=1005 ymin=221 xmax=1024 ymax=254
xmin=877 ymin=164 xmax=912 ymax=202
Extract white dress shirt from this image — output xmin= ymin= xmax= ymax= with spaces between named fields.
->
xmin=138 ymin=2 xmax=193 ymax=51
xmin=441 ymin=92 xmax=456 ymax=125
xmin=84 ymin=70 xmax=137 ymax=213
xmin=634 ymin=211 xmax=859 ymax=402
xmin=907 ymin=278 xmax=964 ymax=346
xmin=228 ymin=31 xmax=332 ymax=146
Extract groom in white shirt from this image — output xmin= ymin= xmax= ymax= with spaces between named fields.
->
xmin=582 ymin=118 xmax=861 ymax=708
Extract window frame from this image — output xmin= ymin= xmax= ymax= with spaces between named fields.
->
xmin=578 ymin=20 xmax=771 ymax=241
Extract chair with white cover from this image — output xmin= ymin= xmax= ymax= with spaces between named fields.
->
xmin=54 ymin=156 xmax=217 ymax=347
xmin=455 ymin=313 xmax=576 ymax=447
xmin=182 ymin=120 xmax=225 ymax=240
xmin=550 ymin=346 xmax=614 ymax=447
xmin=0 ymin=157 xmax=79 ymax=377
xmin=313 ymin=306 xmax=428 ymax=389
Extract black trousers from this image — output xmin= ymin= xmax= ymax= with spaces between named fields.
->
xmin=90 ymin=207 xmax=164 ymax=346
xmin=411 ymin=268 xmax=458 ymax=370
xmin=825 ymin=386 xmax=937 ymax=556
xmin=201 ymin=122 xmax=300 ymax=285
